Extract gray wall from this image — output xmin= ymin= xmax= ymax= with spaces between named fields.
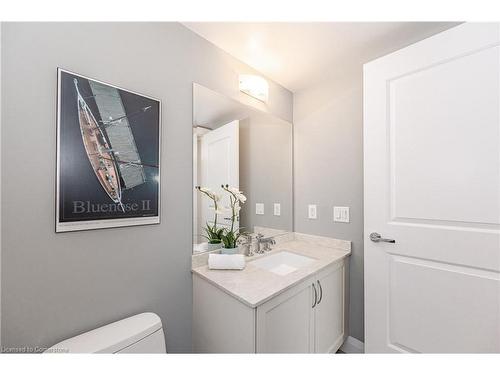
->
xmin=294 ymin=73 xmax=365 ymax=342
xmin=0 ymin=22 xmax=292 ymax=351
xmin=292 ymin=23 xmax=461 ymax=344
xmin=0 ymin=24 xmax=2 ymax=346
xmin=239 ymin=113 xmax=293 ymax=232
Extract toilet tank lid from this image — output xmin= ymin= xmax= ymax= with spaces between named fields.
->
xmin=45 ymin=312 xmax=163 ymax=353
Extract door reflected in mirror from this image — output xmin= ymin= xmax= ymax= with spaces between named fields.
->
xmin=193 ymin=83 xmax=293 ymax=254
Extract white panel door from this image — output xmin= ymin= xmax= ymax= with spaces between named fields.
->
xmin=200 ymin=120 xmax=239 ymax=229
xmin=364 ymin=23 xmax=500 ymax=353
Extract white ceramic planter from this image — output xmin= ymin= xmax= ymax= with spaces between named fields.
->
xmin=207 ymin=242 xmax=222 ymax=252
xmin=220 ymin=246 xmax=240 ymax=255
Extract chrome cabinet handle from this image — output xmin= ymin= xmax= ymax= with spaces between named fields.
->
xmin=369 ymin=232 xmax=395 ymax=243
xmin=317 ymin=280 xmax=323 ymax=304
xmin=312 ymin=283 xmax=318 ymax=308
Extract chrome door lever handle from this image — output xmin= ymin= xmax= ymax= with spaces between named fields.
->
xmin=369 ymin=232 xmax=395 ymax=243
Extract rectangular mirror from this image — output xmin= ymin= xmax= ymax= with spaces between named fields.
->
xmin=192 ymin=83 xmax=293 ymax=254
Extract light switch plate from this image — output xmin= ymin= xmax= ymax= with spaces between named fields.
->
xmin=308 ymin=204 xmax=317 ymax=219
xmin=256 ymin=203 xmax=265 ymax=215
xmin=273 ymin=203 xmax=281 ymax=216
xmin=333 ymin=206 xmax=350 ymax=223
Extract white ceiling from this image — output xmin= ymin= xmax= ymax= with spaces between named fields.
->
xmin=183 ymin=22 xmax=460 ymax=92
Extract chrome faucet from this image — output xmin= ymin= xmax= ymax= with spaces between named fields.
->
xmin=239 ymin=234 xmax=254 ymax=257
xmin=256 ymin=233 xmax=276 ymax=254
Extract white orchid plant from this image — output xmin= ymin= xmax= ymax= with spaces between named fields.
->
xmin=195 ymin=184 xmax=247 ymax=249
xmin=220 ymin=184 xmax=247 ymax=249
xmin=195 ymin=186 xmax=224 ymax=244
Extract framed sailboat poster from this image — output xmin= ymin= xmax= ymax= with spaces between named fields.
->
xmin=56 ymin=69 xmax=161 ymax=232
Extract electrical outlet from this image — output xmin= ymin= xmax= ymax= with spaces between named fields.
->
xmin=333 ymin=206 xmax=350 ymax=223
xmin=274 ymin=203 xmax=281 ymax=216
xmin=308 ymin=204 xmax=317 ymax=219
xmin=256 ymin=203 xmax=265 ymax=215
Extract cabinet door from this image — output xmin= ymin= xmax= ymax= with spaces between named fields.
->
xmin=256 ymin=277 xmax=315 ymax=353
xmin=314 ymin=262 xmax=345 ymax=353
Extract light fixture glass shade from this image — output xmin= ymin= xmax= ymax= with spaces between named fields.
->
xmin=239 ymin=74 xmax=269 ymax=102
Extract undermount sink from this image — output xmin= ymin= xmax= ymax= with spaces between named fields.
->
xmin=250 ymin=251 xmax=315 ymax=276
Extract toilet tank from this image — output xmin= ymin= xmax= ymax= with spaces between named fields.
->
xmin=45 ymin=312 xmax=166 ymax=353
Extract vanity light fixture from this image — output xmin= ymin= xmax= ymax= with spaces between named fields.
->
xmin=239 ymin=74 xmax=269 ymax=102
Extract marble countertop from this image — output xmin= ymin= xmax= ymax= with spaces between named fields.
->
xmin=192 ymin=233 xmax=351 ymax=308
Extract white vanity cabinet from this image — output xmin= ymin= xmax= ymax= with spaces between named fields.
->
xmin=256 ymin=261 xmax=345 ymax=353
xmin=313 ymin=263 xmax=346 ymax=353
xmin=255 ymin=274 xmax=316 ymax=353
xmin=193 ymin=260 xmax=346 ymax=353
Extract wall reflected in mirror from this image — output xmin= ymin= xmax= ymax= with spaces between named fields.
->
xmin=193 ymin=83 xmax=293 ymax=254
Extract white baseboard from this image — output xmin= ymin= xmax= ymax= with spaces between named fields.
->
xmin=340 ymin=336 xmax=365 ymax=353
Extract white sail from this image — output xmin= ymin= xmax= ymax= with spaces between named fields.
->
xmin=89 ymin=81 xmax=146 ymax=190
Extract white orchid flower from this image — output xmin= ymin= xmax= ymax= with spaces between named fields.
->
xmin=228 ymin=186 xmax=241 ymax=194
xmin=218 ymin=185 xmax=247 ymax=248
xmin=224 ymin=186 xmax=246 ymax=202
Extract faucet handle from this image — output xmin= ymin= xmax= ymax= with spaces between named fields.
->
xmin=240 ymin=233 xmax=252 ymax=244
